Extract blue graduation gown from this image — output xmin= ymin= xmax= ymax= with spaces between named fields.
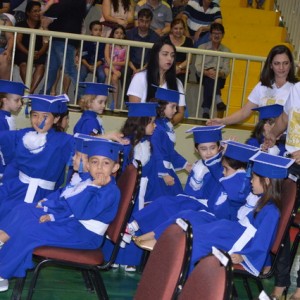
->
xmin=150 ymin=118 xmax=186 ymax=197
xmin=155 ymin=202 xmax=279 ymax=276
xmin=0 ymin=128 xmax=74 ymax=218
xmin=0 ymin=110 xmax=12 ymax=132
xmin=0 ymin=176 xmax=120 ymax=279
xmin=73 ymin=110 xmax=104 ymax=135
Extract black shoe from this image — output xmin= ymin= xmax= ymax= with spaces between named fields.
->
xmin=217 ymin=102 xmax=227 ymax=111
xmin=202 ymin=113 xmax=210 ymax=119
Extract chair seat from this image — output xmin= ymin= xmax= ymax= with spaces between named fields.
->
xmin=33 ymin=246 xmax=104 ymax=265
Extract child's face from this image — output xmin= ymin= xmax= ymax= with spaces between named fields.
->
xmin=145 ymin=117 xmax=156 ymax=135
xmin=91 ymin=24 xmax=102 ymax=37
xmin=89 ymin=96 xmax=107 ymax=114
xmin=164 ymin=103 xmax=177 ymax=119
xmin=2 ymin=94 xmax=23 ymax=113
xmin=87 ymin=155 xmax=120 ymax=186
xmin=113 ymin=27 xmax=125 ymax=39
xmin=30 ymin=111 xmax=59 ymax=133
xmin=73 ymin=151 xmax=89 ymax=172
xmin=263 ymin=120 xmax=275 ymax=137
xmin=196 ymin=142 xmax=219 ymax=160
xmin=251 ymin=173 xmax=266 ymax=195
xmin=222 ymin=159 xmax=236 ymax=177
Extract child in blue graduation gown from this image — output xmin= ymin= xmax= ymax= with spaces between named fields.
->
xmin=247 ymin=104 xmax=286 ymax=156
xmin=150 ymin=86 xmax=192 ymax=197
xmin=73 ymin=83 xmax=113 ymax=135
xmin=0 ymin=94 xmax=74 ymax=219
xmin=0 ymin=138 xmax=122 ymax=291
xmin=0 ymin=80 xmax=27 ymax=179
xmin=102 ymin=102 xmax=158 ymax=272
xmin=135 ymin=152 xmax=294 ymax=276
xmin=127 ymin=140 xmax=259 ymax=236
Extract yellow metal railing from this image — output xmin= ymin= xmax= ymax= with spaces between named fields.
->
xmin=0 ymin=24 xmax=268 ymax=126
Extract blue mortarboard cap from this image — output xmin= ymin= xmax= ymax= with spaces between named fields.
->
xmin=126 ymin=102 xmax=158 ymax=117
xmin=250 ymin=151 xmax=294 ymax=178
xmin=153 ymin=85 xmax=183 ymax=104
xmin=252 ymin=104 xmax=283 ymax=121
xmin=82 ymin=138 xmax=123 ymax=161
xmin=0 ymin=79 xmax=28 ymax=95
xmin=186 ymin=125 xmax=225 ymax=143
xmin=223 ymin=141 xmax=259 ymax=163
xmin=74 ymin=133 xmax=104 ymax=153
xmin=25 ymin=94 xmax=70 ymax=114
xmin=79 ymin=82 xmax=114 ymax=96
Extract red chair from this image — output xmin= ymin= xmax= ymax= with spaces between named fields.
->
xmin=134 ymin=219 xmax=193 ymax=300
xmin=12 ymin=162 xmax=142 ymax=300
xmin=233 ymin=177 xmax=299 ymax=299
xmin=178 ymin=249 xmax=233 ymax=300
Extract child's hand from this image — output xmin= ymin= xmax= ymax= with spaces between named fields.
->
xmin=39 ymin=214 xmax=51 ymax=223
xmin=185 ymin=162 xmax=193 ymax=173
xmin=93 ymin=174 xmax=110 ymax=186
xmin=36 ymin=199 xmax=46 ymax=208
xmin=163 ymin=175 xmax=175 ymax=186
xmin=230 ymin=254 xmax=243 ymax=264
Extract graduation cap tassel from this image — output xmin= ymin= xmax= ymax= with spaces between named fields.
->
xmin=239 ymin=162 xmax=252 ymax=197
xmin=38 ymin=116 xmax=47 ymax=129
xmin=78 ymin=157 xmax=84 ymax=173
xmin=25 ymin=102 xmax=29 ymax=116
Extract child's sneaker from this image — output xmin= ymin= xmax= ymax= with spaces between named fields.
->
xmin=124 ymin=265 xmax=136 ymax=272
xmin=122 ymin=222 xmax=138 ymax=244
xmin=0 ymin=277 xmax=8 ymax=292
xmin=111 ymin=263 xmax=119 ymax=269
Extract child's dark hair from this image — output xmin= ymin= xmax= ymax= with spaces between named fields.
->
xmin=89 ymin=20 xmax=102 ymax=31
xmin=195 ymin=141 xmax=220 ymax=149
xmin=222 ymin=155 xmax=247 ymax=170
xmin=150 ymin=98 xmax=172 ymax=119
xmin=248 ymin=118 xmax=275 ymax=144
xmin=109 ymin=25 xmax=126 ymax=39
xmin=253 ymin=173 xmax=282 ymax=217
xmin=54 ymin=110 xmax=69 ymax=132
xmin=121 ymin=116 xmax=153 ymax=157
xmin=0 ymin=92 xmax=7 ymax=109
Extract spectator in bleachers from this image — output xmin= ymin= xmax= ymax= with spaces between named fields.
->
xmin=181 ymin=0 xmax=222 ymax=47
xmin=171 ymin=0 xmax=188 ymax=19
xmin=40 ymin=0 xmax=86 ymax=96
xmin=78 ymin=20 xmax=106 ymax=99
xmin=247 ymin=0 xmax=265 ymax=9
xmin=125 ymin=8 xmax=159 ymax=99
xmin=0 ymin=13 xmax=13 ymax=80
xmin=168 ymin=18 xmax=193 ymax=84
xmin=135 ymin=0 xmax=172 ymax=37
xmin=0 ymin=0 xmax=10 ymax=14
xmin=100 ymin=0 xmax=134 ymax=37
xmin=195 ymin=23 xmax=230 ymax=118
xmin=15 ymin=1 xmax=48 ymax=94
xmin=127 ymin=38 xmax=186 ymax=124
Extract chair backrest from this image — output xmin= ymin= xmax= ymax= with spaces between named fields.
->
xmin=178 ymin=251 xmax=232 ymax=300
xmin=270 ymin=178 xmax=297 ymax=255
xmin=134 ymin=221 xmax=193 ymax=300
xmin=105 ymin=161 xmax=142 ymax=255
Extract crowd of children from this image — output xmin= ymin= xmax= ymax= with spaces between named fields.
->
xmin=0 ymin=69 xmax=298 ymax=299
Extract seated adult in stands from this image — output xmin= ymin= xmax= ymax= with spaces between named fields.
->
xmin=0 ymin=1 xmax=10 ymax=14
xmin=168 ymin=18 xmax=193 ymax=84
xmin=135 ymin=0 xmax=172 ymax=37
xmin=100 ymin=0 xmax=134 ymax=37
xmin=15 ymin=1 xmax=48 ymax=93
xmin=125 ymin=8 xmax=159 ymax=99
xmin=181 ymin=0 xmax=222 ymax=47
xmin=194 ymin=23 xmax=230 ymax=118
xmin=0 ymin=13 xmax=13 ymax=80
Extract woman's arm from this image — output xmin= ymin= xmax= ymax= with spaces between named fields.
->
xmin=16 ymin=32 xmax=28 ymax=54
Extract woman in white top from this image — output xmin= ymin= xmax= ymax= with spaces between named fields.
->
xmin=208 ymin=44 xmax=298 ymax=126
xmin=127 ymin=38 xmax=186 ymax=125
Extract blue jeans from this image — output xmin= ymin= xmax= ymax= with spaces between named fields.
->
xmin=77 ymin=64 xmax=106 ymax=99
xmin=194 ymin=31 xmax=210 ymax=48
xmin=45 ymin=40 xmax=78 ymax=95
